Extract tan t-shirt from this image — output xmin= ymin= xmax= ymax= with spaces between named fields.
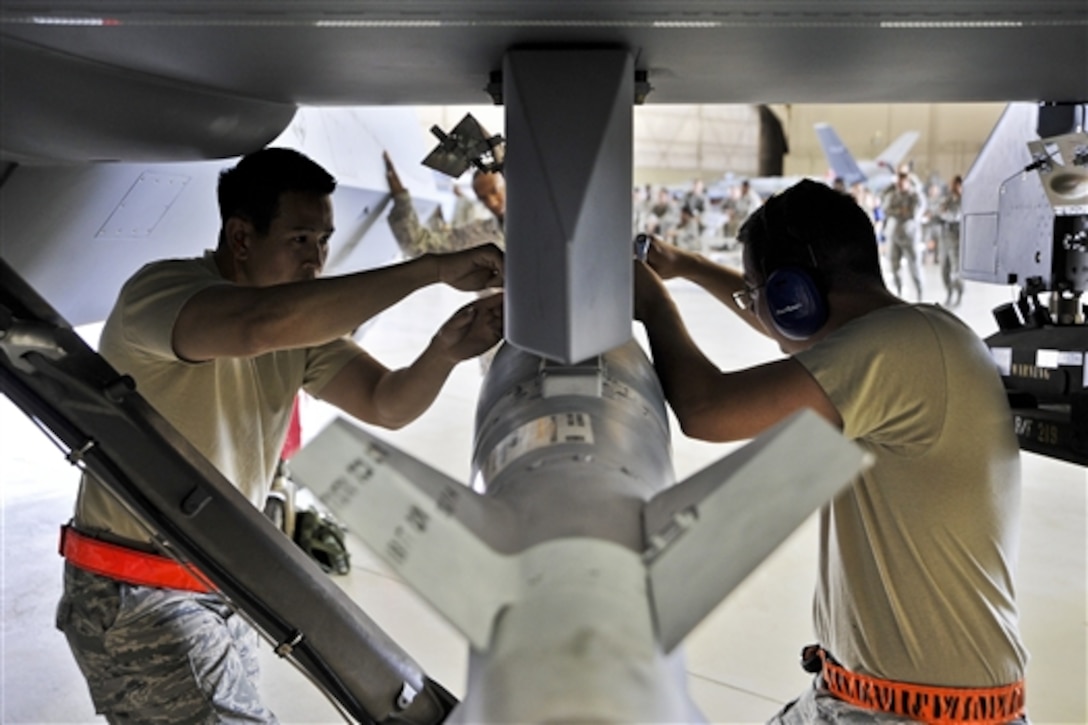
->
xmin=75 ymin=252 xmax=361 ymax=546
xmin=794 ymin=304 xmax=1027 ymax=687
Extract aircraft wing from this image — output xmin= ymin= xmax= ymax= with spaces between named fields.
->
xmin=0 ymin=107 xmax=442 ymax=327
xmin=814 ymin=123 xmax=921 ymax=192
xmin=3 ymin=3 xmax=1084 ymax=167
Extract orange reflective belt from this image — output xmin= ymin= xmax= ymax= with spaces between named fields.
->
xmin=59 ymin=524 xmax=215 ymax=593
xmin=813 ymin=648 xmax=1025 ymax=725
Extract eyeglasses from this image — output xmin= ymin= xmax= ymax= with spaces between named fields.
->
xmin=732 ymin=282 xmax=764 ymax=312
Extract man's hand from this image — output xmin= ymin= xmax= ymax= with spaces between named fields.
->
xmin=383 ymin=151 xmax=406 ymax=195
xmin=633 ymin=260 xmax=670 ymax=323
xmin=641 ymin=234 xmax=694 ymax=280
xmin=433 ymin=292 xmax=504 ymax=361
xmin=434 ymin=244 xmax=505 ymax=291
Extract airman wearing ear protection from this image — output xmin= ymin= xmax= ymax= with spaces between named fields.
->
xmin=633 ymin=178 xmax=1028 ymax=725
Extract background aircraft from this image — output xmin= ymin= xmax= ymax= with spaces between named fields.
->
xmin=708 ymin=170 xmax=803 ymax=202
xmin=814 ymin=123 xmax=920 ymax=192
xmin=708 ymin=123 xmax=920 ymax=201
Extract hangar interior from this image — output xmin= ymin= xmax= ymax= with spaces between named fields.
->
xmin=3 ymin=234 xmax=1085 ymax=723
xmin=1 ymin=1 xmax=1086 ymax=723
xmin=2 ymin=103 xmax=1085 ymax=724
xmin=421 ymin=102 xmax=1009 ymax=187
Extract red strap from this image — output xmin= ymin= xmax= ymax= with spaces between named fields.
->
xmin=281 ymin=396 xmax=302 ymax=460
xmin=59 ymin=525 xmax=214 ymax=593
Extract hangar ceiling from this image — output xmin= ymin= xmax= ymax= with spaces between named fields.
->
xmin=1 ymin=1 xmax=1085 ymax=163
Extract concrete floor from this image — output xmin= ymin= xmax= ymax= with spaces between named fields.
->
xmin=2 ymin=257 xmax=1085 ymax=724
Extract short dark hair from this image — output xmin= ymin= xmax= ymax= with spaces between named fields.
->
xmin=217 ymin=148 xmax=336 ymax=235
xmin=738 ymin=179 xmax=882 ymax=283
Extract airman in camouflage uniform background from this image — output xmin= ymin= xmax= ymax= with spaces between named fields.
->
xmin=667 ymin=204 xmax=705 ymax=253
xmin=880 ymin=167 xmax=927 ymax=301
xmin=384 ymin=152 xmax=505 ymax=372
xmin=384 ymin=151 xmax=505 ymax=257
xmin=936 ymin=175 xmax=965 ymax=308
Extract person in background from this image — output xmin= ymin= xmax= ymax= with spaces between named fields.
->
xmin=724 ymin=179 xmax=764 ymax=239
xmin=633 ymin=184 xmax=653 ymax=235
xmin=936 ymin=174 xmax=966 ymax=308
xmin=385 ymin=151 xmax=505 ymax=257
xmin=849 ymin=180 xmax=878 ymax=228
xmin=880 ymin=166 xmax=927 ymax=300
xmin=682 ymin=178 xmax=708 ymax=220
xmin=647 ymin=186 xmax=680 ymax=240
xmin=921 ymin=178 xmax=946 ymax=266
xmin=667 ymin=204 xmax=705 ymax=253
xmin=384 ymin=151 xmax=506 ymax=373
xmin=450 ymin=182 xmax=481 ymax=228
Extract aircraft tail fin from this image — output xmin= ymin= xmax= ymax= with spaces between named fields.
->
xmin=642 ymin=410 xmax=869 ymax=652
xmin=875 ymin=131 xmax=921 ymax=174
xmin=289 ymin=418 xmax=517 ymax=650
xmin=814 ymin=122 xmax=866 ymax=186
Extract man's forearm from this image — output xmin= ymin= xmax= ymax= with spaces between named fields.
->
xmin=680 ymin=254 xmax=746 ymax=311
xmin=174 ymin=255 xmax=440 ymax=361
xmin=676 ymin=255 xmax=766 ymax=336
xmin=368 ymin=338 xmax=458 ymax=429
xmin=641 ymin=296 xmax=726 ymax=431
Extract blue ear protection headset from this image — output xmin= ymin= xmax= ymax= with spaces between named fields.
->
xmin=765 ymin=263 xmax=828 ymax=340
xmin=758 ymin=198 xmax=830 ymax=340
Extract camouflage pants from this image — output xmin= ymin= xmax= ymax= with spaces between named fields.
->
xmin=56 ymin=563 xmax=277 ymax=724
xmin=886 ymin=218 xmax=924 ymax=301
xmin=938 ymin=226 xmax=965 ymax=304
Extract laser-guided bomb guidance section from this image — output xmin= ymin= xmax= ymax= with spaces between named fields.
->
xmin=289 ymin=342 xmax=869 ymax=724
